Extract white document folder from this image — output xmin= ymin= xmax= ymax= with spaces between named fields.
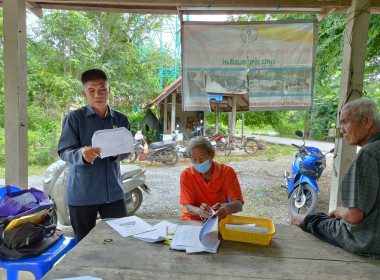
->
xmin=91 ymin=127 xmax=134 ymax=158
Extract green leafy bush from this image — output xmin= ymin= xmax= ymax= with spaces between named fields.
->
xmin=28 ymin=105 xmax=60 ymax=165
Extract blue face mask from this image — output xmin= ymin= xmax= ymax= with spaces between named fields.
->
xmin=193 ymin=159 xmax=212 ymax=173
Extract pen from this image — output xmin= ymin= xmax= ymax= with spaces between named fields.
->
xmin=85 ymin=146 xmax=101 ymax=158
xmin=166 ymin=225 xmax=169 ymax=236
xmin=85 ymin=146 xmax=100 ymax=165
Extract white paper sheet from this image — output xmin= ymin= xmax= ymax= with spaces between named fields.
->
xmin=133 ymin=221 xmax=178 ymax=242
xmin=225 ymin=224 xmax=269 ymax=233
xmin=199 ymin=214 xmax=220 ymax=248
xmin=91 ymin=127 xmax=134 ymax=158
xmin=170 ymin=214 xmax=220 ymax=253
xmin=106 ymin=216 xmax=155 ymax=237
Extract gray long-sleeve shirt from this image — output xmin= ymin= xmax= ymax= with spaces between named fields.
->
xmin=58 ymin=104 xmax=130 ymax=206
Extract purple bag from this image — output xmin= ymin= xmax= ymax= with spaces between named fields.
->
xmin=0 ymin=186 xmax=54 ymax=220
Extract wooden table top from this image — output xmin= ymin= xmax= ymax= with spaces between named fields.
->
xmin=42 ymin=219 xmax=380 ymax=280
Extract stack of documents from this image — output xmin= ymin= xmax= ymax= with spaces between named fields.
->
xmin=106 ymin=215 xmax=220 ymax=253
xmin=106 ymin=216 xmax=155 ymax=237
xmin=170 ymin=214 xmax=220 ymax=253
xmin=133 ymin=221 xmax=178 ymax=242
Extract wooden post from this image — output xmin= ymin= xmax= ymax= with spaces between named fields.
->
xmin=231 ymin=95 xmax=237 ymax=133
xmin=203 ymin=111 xmax=207 ymax=135
xmin=171 ymin=92 xmax=176 ymax=132
xmin=163 ymin=98 xmax=168 ymax=133
xmin=156 ymin=102 xmax=160 ymax=120
xmin=215 ymin=105 xmax=219 ymax=134
xmin=329 ymin=0 xmax=370 ymax=211
xmin=4 ymin=0 xmax=28 ymax=189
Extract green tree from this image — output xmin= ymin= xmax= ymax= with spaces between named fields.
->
xmin=229 ymin=13 xmax=380 ymax=139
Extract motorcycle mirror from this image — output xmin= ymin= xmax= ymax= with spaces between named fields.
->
xmin=329 ymin=148 xmax=335 ymax=153
xmin=295 ymin=130 xmax=303 ymax=138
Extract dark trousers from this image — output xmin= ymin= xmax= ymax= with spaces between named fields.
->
xmin=300 ymin=212 xmax=342 ymax=248
xmin=69 ymin=199 xmax=127 ymax=242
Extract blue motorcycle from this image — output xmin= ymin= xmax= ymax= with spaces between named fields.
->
xmin=191 ymin=120 xmax=203 ymax=138
xmin=283 ymin=130 xmax=331 ymax=217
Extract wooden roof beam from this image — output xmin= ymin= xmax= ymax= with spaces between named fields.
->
xmin=28 ymin=0 xmax=354 ymax=9
xmin=26 ymin=1 xmax=44 ymax=19
xmin=317 ymin=7 xmax=336 ymax=23
xmin=34 ymin=3 xmax=178 ymax=14
xmin=18 ymin=0 xmax=380 ymax=15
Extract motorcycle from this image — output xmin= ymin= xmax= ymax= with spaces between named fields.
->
xmin=127 ymin=131 xmax=179 ymax=166
xmin=283 ymin=130 xmax=332 ymax=217
xmin=191 ymin=120 xmax=203 ymax=138
xmin=43 ymin=160 xmax=150 ymax=226
xmin=206 ymin=132 xmax=226 ymax=151
xmin=171 ymin=126 xmax=189 ymax=158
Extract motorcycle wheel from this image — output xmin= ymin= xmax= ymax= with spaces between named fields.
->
xmin=225 ymin=142 xmax=232 ymax=156
xmin=217 ymin=140 xmax=226 ymax=151
xmin=244 ymin=139 xmax=259 ymax=155
xmin=289 ymin=183 xmax=318 ymax=217
xmin=125 ymin=151 xmax=138 ymax=163
xmin=126 ymin=188 xmax=143 ymax=216
xmin=160 ymin=149 xmax=179 ymax=166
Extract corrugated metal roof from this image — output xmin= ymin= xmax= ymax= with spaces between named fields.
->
xmin=149 ymin=76 xmax=182 ymax=106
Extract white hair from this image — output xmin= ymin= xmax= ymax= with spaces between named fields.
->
xmin=342 ymin=98 xmax=380 ymax=128
xmin=186 ymin=137 xmax=215 ymax=157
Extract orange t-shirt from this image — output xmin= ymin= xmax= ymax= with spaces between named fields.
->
xmin=180 ymin=161 xmax=244 ymax=221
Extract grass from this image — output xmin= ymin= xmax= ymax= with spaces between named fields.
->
xmin=0 ymin=165 xmax=48 ymax=178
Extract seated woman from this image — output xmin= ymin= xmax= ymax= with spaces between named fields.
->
xmin=180 ymin=137 xmax=244 ymax=221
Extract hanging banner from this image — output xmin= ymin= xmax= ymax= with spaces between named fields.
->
xmin=182 ymin=20 xmax=317 ymax=111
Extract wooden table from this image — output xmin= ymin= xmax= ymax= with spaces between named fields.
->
xmin=42 ymin=219 xmax=380 ymax=280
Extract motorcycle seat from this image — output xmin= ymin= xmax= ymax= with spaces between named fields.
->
xmin=120 ymin=165 xmax=143 ymax=179
xmin=150 ymin=140 xmax=177 ymax=149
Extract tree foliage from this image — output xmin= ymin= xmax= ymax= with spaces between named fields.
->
xmin=1 ymin=10 xmax=176 ymax=165
xmin=226 ymin=13 xmax=380 ymax=139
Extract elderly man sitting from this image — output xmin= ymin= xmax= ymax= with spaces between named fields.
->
xmin=291 ymin=98 xmax=380 ymax=259
xmin=180 ymin=137 xmax=244 ymax=221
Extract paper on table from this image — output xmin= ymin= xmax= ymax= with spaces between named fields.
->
xmin=225 ymin=224 xmax=269 ymax=233
xmin=170 ymin=210 xmax=220 ymax=253
xmin=133 ymin=221 xmax=178 ymax=242
xmin=106 ymin=216 xmax=155 ymax=237
xmin=199 ymin=212 xmax=220 ymax=248
xmin=91 ymin=127 xmax=134 ymax=158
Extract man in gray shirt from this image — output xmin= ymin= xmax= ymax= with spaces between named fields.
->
xmin=291 ymin=98 xmax=380 ymax=259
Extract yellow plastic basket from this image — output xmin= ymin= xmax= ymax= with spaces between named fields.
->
xmin=219 ymin=215 xmax=275 ymax=245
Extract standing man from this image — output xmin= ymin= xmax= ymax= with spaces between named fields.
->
xmin=58 ymin=69 xmax=130 ymax=242
xmin=291 ymin=98 xmax=380 ymax=259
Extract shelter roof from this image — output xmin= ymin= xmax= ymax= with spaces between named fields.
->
xmin=7 ymin=1 xmax=380 ymax=20
xmin=149 ymin=76 xmax=182 ymax=106
xmin=149 ymin=75 xmax=250 ymax=112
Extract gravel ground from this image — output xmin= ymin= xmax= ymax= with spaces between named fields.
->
xmin=0 ymin=150 xmax=334 ymax=236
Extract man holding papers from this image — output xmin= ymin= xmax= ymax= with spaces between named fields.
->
xmin=180 ymin=137 xmax=244 ymax=221
xmin=58 ymin=69 xmax=131 ymax=242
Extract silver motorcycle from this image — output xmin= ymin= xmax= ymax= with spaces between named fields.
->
xmin=42 ymin=160 xmax=150 ymax=226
